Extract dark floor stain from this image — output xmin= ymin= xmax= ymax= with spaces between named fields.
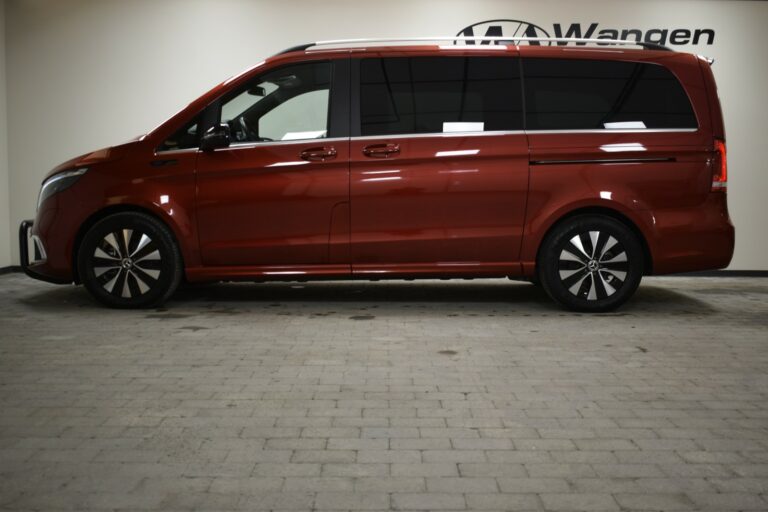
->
xmin=145 ymin=313 xmax=193 ymax=320
xmin=438 ymin=350 xmax=458 ymax=356
xmin=637 ymin=346 xmax=649 ymax=353
xmin=178 ymin=326 xmax=209 ymax=332
xmin=349 ymin=315 xmax=375 ymax=320
xmin=209 ymin=308 xmax=240 ymax=315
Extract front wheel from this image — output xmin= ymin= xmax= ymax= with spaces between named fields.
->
xmin=538 ymin=215 xmax=644 ymax=312
xmin=77 ymin=212 xmax=182 ymax=308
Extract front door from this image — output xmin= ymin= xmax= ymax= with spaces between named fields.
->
xmin=196 ymin=59 xmax=351 ymax=270
xmin=349 ymin=53 xmax=529 ymax=277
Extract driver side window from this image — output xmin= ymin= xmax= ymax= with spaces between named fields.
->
xmin=220 ymin=61 xmax=331 ymax=143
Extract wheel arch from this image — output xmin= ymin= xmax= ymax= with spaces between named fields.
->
xmin=71 ymin=204 xmax=187 ymax=284
xmin=534 ymin=206 xmax=654 ymax=276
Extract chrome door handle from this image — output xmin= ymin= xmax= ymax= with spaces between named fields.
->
xmin=363 ymin=143 xmax=400 ymax=158
xmin=300 ymin=146 xmax=337 ymax=162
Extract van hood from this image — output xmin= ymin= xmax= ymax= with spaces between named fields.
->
xmin=43 ymin=140 xmax=140 ymax=182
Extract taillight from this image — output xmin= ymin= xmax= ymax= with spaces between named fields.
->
xmin=712 ymin=138 xmax=727 ymax=192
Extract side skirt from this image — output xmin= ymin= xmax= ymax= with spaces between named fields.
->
xmin=185 ymin=262 xmax=523 ymax=282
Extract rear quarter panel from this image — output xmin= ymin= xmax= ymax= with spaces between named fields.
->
xmin=517 ymin=48 xmax=720 ymax=275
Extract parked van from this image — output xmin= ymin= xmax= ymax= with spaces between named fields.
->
xmin=20 ymin=37 xmax=734 ymax=311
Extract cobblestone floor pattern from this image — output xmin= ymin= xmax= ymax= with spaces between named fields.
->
xmin=0 ymin=273 xmax=767 ymax=511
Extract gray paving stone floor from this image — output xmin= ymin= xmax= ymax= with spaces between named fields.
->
xmin=0 ymin=272 xmax=767 ymax=511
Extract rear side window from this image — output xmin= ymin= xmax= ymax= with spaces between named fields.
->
xmin=359 ymin=56 xmax=523 ymax=136
xmin=523 ymin=59 xmax=697 ymax=130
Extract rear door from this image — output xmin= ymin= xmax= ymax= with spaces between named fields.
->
xmin=349 ymin=51 xmax=529 ymax=277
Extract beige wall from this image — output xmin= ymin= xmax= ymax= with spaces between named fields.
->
xmin=3 ymin=0 xmax=768 ymax=269
xmin=0 ymin=1 xmax=9 ymax=268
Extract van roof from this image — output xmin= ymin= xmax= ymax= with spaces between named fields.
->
xmin=277 ymin=37 xmax=674 ymax=56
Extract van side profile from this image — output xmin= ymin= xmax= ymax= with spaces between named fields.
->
xmin=20 ymin=37 xmax=734 ymax=311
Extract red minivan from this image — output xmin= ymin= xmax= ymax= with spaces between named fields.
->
xmin=19 ymin=37 xmax=734 ymax=311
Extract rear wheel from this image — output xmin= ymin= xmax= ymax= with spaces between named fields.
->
xmin=538 ymin=215 xmax=644 ymax=312
xmin=77 ymin=212 xmax=182 ymax=308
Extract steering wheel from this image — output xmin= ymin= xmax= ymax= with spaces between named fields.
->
xmin=238 ymin=116 xmax=274 ymax=143
xmin=238 ymin=116 xmax=257 ymax=140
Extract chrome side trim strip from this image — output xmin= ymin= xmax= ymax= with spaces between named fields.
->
xmin=227 ymin=137 xmax=348 ymax=149
xmin=529 ymin=128 xmax=699 ymax=134
xmin=155 ymin=137 xmax=349 ymax=154
xmin=154 ymin=147 xmax=198 ymax=155
xmin=155 ymin=128 xmax=699 ymax=155
xmin=352 ymin=130 xmax=525 ymax=141
xmin=530 ymin=157 xmax=676 ymax=166
xmin=351 ymin=128 xmax=697 ymax=141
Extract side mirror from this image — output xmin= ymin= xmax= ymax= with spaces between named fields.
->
xmin=200 ymin=123 xmax=231 ymax=152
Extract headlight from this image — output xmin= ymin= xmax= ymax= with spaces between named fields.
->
xmin=37 ymin=168 xmax=88 ymax=210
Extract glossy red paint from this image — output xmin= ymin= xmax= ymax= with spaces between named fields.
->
xmin=515 ymin=47 xmax=732 ymax=276
xmin=350 ymin=131 xmax=529 ymax=277
xmin=25 ymin=43 xmax=734 ymax=288
xmin=196 ymin=139 xmax=351 ymax=267
xmin=30 ymin=141 xmax=199 ymax=282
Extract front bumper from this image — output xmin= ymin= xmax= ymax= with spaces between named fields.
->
xmin=19 ymin=220 xmax=71 ymax=284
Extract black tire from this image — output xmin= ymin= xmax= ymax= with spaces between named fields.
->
xmin=77 ymin=212 xmax=182 ymax=308
xmin=537 ymin=215 xmax=644 ymax=312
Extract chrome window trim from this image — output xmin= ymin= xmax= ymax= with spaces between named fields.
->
xmin=154 ymin=128 xmax=699 ymax=154
xmin=527 ymin=128 xmax=699 ymax=134
xmin=352 ymin=130 xmax=525 ymax=141
xmin=227 ymin=136 xmax=349 ymax=150
xmin=155 ymin=137 xmax=349 ymax=154
xmin=154 ymin=147 xmax=199 ymax=155
xmin=349 ymin=128 xmax=697 ymax=140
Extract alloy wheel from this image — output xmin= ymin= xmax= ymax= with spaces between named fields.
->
xmin=557 ymin=230 xmax=629 ymax=301
xmin=91 ymin=229 xmax=162 ymax=299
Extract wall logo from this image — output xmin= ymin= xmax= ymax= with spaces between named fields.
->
xmin=457 ymin=19 xmax=714 ymax=47
xmin=458 ymin=19 xmax=553 ymax=45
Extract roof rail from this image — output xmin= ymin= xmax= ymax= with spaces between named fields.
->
xmin=276 ymin=36 xmax=672 ymax=55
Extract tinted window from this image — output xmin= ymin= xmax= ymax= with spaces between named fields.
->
xmin=360 ymin=57 xmax=523 ymax=136
xmin=221 ymin=61 xmax=331 ymax=143
xmin=523 ymin=59 xmax=697 ymax=130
